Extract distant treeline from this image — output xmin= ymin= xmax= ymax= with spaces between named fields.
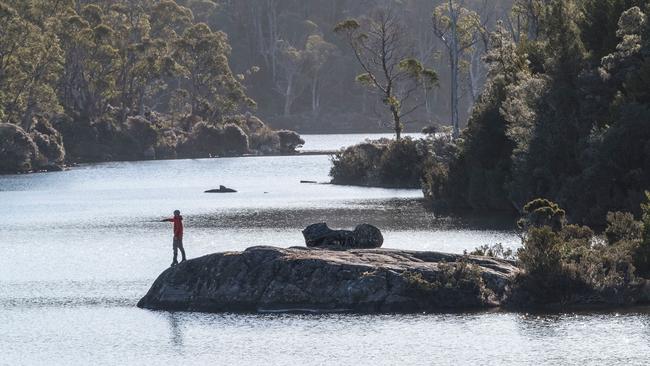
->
xmin=207 ymin=0 xmax=516 ymax=132
xmin=0 ymin=0 xmax=303 ymax=173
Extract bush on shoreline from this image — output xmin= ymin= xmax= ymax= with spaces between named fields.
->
xmin=506 ymin=195 xmax=650 ymax=307
xmin=0 ymin=2 xmax=303 ymax=175
xmin=0 ymin=121 xmax=66 ymax=173
xmin=0 ymin=111 xmax=303 ymax=174
xmin=0 ymin=123 xmax=38 ymax=173
xmin=329 ymin=137 xmax=428 ymax=188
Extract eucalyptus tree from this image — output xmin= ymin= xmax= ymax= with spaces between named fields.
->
xmin=0 ymin=1 xmax=64 ymax=129
xmin=505 ymin=0 xmax=546 ymax=42
xmin=57 ymin=3 xmax=121 ymax=120
xmin=274 ymin=39 xmax=304 ymax=116
xmin=173 ymin=23 xmax=254 ymax=122
xmin=335 ymin=9 xmax=437 ymax=140
xmin=432 ymin=0 xmax=485 ymax=138
xmin=304 ymin=34 xmax=337 ymax=116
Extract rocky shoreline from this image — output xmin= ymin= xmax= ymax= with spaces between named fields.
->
xmin=137 ymin=246 xmax=519 ymax=313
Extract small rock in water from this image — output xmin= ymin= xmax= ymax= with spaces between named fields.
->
xmin=205 ymin=185 xmax=237 ymax=193
xmin=302 ymin=223 xmax=383 ymax=249
xmin=300 ymin=180 xmax=317 ymax=184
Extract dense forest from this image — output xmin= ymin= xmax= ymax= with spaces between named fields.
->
xmin=332 ymin=0 xmax=649 ymax=228
xmin=0 ymin=0 xmax=304 ymax=173
xmin=430 ymin=0 xmax=650 ymax=227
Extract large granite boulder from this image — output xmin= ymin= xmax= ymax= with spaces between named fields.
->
xmin=137 ymin=246 xmax=519 ymax=313
xmin=302 ymin=223 xmax=383 ymax=249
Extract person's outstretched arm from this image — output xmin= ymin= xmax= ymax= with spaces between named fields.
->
xmin=161 ymin=218 xmax=173 ymax=222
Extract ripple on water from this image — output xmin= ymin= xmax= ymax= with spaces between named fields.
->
xmin=0 ymin=138 xmax=645 ymax=365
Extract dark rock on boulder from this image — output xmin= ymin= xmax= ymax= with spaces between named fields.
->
xmin=302 ymin=223 xmax=383 ymax=249
xmin=353 ymin=224 xmax=384 ymax=249
xmin=205 ymin=185 xmax=237 ymax=193
xmin=137 ymin=246 xmax=520 ymax=313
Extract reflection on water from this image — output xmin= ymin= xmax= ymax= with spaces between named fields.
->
xmin=168 ymin=312 xmax=184 ymax=353
xmin=0 ymin=135 xmax=646 ymax=365
xmin=2 ymin=307 xmax=650 ymax=365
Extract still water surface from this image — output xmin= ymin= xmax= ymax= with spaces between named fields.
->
xmin=1 ymin=134 xmax=648 ymax=365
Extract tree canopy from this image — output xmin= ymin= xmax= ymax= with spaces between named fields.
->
xmin=425 ymin=0 xmax=650 ymax=227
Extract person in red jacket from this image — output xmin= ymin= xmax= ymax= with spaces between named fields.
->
xmin=162 ymin=210 xmax=186 ymax=266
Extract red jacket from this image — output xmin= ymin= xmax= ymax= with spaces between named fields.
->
xmin=163 ymin=216 xmax=183 ymax=238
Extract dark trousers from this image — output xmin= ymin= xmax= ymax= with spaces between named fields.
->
xmin=173 ymin=236 xmax=186 ymax=263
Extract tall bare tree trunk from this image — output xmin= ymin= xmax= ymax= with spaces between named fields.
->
xmin=391 ymin=105 xmax=402 ymax=140
xmin=267 ymin=0 xmax=278 ymax=81
xmin=311 ymin=74 xmax=320 ymax=116
xmin=284 ymin=74 xmax=294 ymax=116
xmin=449 ymin=0 xmax=460 ymax=138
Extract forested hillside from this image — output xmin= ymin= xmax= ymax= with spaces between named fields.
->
xmin=0 ymin=0 xmax=304 ymax=173
xmin=0 ymin=0 xmax=522 ymax=173
xmin=423 ymin=0 xmax=650 ymax=227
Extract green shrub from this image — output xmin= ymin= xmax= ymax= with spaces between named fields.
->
xmin=513 ymin=225 xmax=586 ymax=305
xmin=277 ymin=130 xmax=304 ymax=154
xmin=518 ymin=198 xmax=566 ymax=232
xmin=126 ymin=116 xmax=157 ymax=149
xmin=403 ymin=260 xmax=491 ymax=306
xmin=0 ymin=123 xmax=37 ymax=173
xmin=436 ymin=261 xmax=486 ymax=292
xmin=330 ymin=142 xmax=385 ymax=186
xmin=422 ymin=159 xmax=449 ymax=204
xmin=469 ymin=243 xmax=515 ymax=260
xmin=223 ymin=113 xmax=265 ymax=135
xmin=518 ymin=226 xmax=564 ymax=275
xmin=250 ymin=126 xmax=280 ymax=154
xmin=377 ymin=138 xmax=427 ymax=188
xmin=155 ymin=129 xmax=181 ymax=159
xmin=512 ymin=198 xmax=647 ymax=306
xmin=421 ymin=134 xmax=460 ymax=206
xmin=222 ymin=123 xmax=249 ymax=155
xmin=421 ymin=125 xmax=439 ymax=136
xmin=605 ymin=211 xmax=643 ymax=245
xmin=633 ymin=192 xmax=650 ymax=276
xmin=30 ymin=118 xmax=65 ymax=167
xmin=120 ymin=116 xmax=158 ymax=160
xmin=177 ymin=121 xmax=223 ymax=158
xmin=222 ymin=115 xmax=300 ymax=155
xmin=52 ymin=114 xmax=111 ymax=162
xmin=330 ymin=138 xmax=427 ymax=188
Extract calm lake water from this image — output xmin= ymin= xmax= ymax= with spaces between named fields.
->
xmin=1 ymin=134 xmax=649 ymax=365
